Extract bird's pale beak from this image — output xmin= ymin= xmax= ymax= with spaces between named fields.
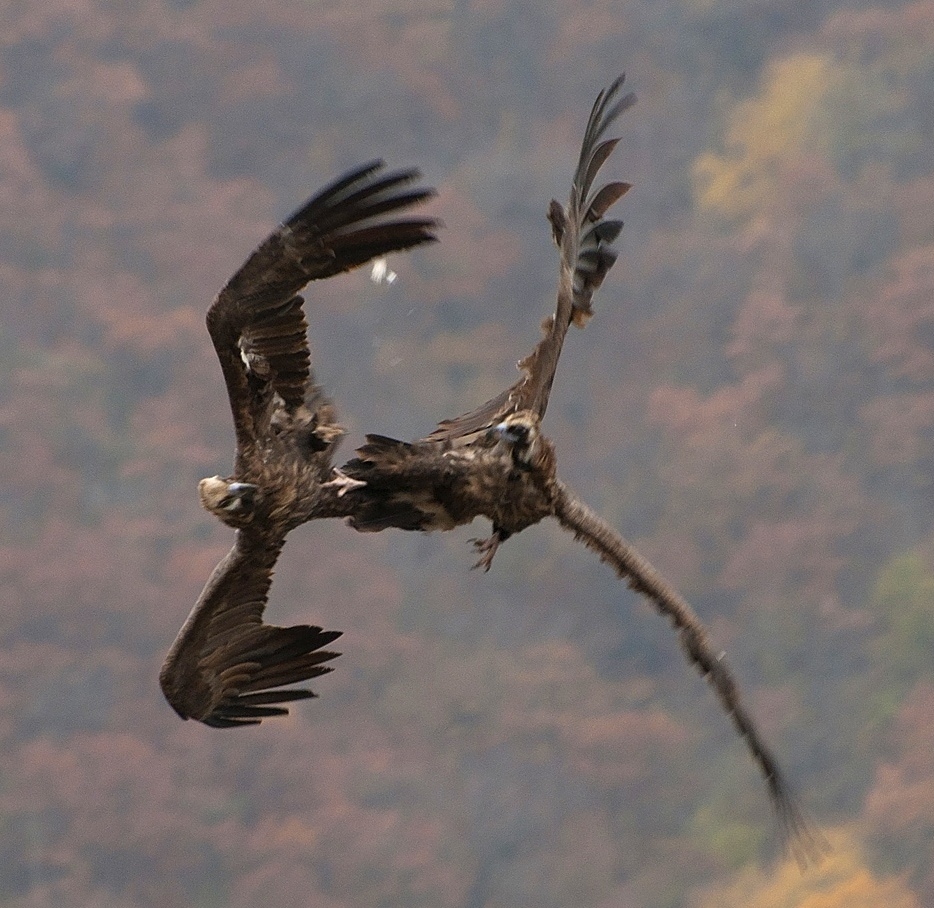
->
xmin=227 ymin=482 xmax=258 ymax=496
xmin=492 ymin=422 xmax=527 ymax=445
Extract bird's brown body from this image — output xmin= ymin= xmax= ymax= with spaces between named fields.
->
xmin=160 ymin=162 xmax=439 ymax=727
xmin=345 ymin=411 xmax=557 ymax=566
xmin=342 ymin=76 xmax=636 ymax=565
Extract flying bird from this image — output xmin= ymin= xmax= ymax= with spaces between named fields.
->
xmin=339 ymin=76 xmax=823 ymax=860
xmin=344 ymin=76 xmax=634 ymax=567
xmin=160 ymin=162 xmax=439 ymax=727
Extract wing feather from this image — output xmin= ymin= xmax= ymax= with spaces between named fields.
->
xmin=159 ymin=534 xmax=341 ymax=728
xmin=206 ymin=161 xmax=439 ymax=451
xmin=423 ymin=76 xmax=634 ymax=445
xmin=551 ymin=480 xmax=827 ymax=865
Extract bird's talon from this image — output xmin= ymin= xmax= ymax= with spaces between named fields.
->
xmin=323 ymin=469 xmax=367 ymax=497
xmin=469 ymin=535 xmax=500 ymax=572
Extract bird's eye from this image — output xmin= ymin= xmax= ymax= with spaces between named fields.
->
xmin=508 ymin=424 xmax=530 ymax=443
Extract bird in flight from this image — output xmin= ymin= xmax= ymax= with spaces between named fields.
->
xmin=344 ymin=77 xmax=635 ymax=567
xmin=159 ymin=162 xmax=439 ymax=727
xmin=340 ymin=75 xmax=823 ymax=861
xmin=159 ymin=76 xmax=821 ymax=862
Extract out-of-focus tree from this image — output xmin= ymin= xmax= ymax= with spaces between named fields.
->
xmin=864 ymin=682 xmax=934 ymax=902
xmin=2 ymin=0 xmax=934 ymax=906
xmin=868 ymin=553 xmax=934 ymax=715
xmin=693 ymin=828 xmax=921 ymax=908
xmin=693 ymin=52 xmax=917 ymax=225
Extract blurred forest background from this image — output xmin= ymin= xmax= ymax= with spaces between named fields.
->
xmin=2 ymin=0 xmax=934 ymax=906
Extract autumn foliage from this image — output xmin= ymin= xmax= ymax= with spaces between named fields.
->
xmin=1 ymin=0 xmax=933 ymax=906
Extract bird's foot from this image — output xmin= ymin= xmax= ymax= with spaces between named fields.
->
xmin=469 ymin=534 xmax=502 ymax=572
xmin=323 ymin=469 xmax=366 ymax=497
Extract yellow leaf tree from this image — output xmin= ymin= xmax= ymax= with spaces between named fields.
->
xmin=693 ymin=52 xmax=911 ymax=222
xmin=693 ymin=829 xmax=920 ymax=908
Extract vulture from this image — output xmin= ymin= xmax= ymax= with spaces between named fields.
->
xmin=159 ymin=163 xmax=439 ymax=727
xmin=341 ymin=76 xmax=824 ymax=860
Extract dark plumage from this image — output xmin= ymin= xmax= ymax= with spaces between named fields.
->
xmin=158 ymin=78 xmax=823 ymax=862
xmin=339 ymin=77 xmax=825 ymax=860
xmin=346 ymin=410 xmax=557 ymax=569
xmin=344 ymin=77 xmax=634 ymax=566
xmin=160 ymin=162 xmax=439 ymax=727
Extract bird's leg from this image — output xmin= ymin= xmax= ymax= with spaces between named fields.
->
xmin=469 ymin=528 xmax=512 ymax=572
xmin=322 ymin=468 xmax=367 ymax=497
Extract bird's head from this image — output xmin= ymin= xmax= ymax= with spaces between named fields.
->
xmin=487 ymin=411 xmax=543 ymax=466
xmin=198 ymin=476 xmax=260 ymax=528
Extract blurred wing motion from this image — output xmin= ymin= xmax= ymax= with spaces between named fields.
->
xmin=160 ymin=537 xmax=341 ymax=728
xmin=424 ymin=75 xmax=635 ymax=445
xmin=161 ymin=162 xmax=440 ymax=727
xmin=552 ymin=480 xmax=827 ymax=864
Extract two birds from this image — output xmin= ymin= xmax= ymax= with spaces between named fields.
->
xmin=159 ymin=76 xmax=821 ymax=860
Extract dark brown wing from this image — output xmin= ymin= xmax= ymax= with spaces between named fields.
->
xmin=207 ymin=161 xmax=439 ymax=453
xmin=551 ymin=479 xmax=827 ymax=864
xmin=424 ymin=76 xmax=634 ymax=445
xmin=159 ymin=534 xmax=341 ymax=728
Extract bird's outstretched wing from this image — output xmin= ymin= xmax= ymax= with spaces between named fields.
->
xmin=159 ymin=535 xmax=341 ymax=728
xmin=551 ymin=479 xmax=827 ymax=864
xmin=206 ymin=161 xmax=439 ymax=453
xmin=424 ymin=76 xmax=634 ymax=445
